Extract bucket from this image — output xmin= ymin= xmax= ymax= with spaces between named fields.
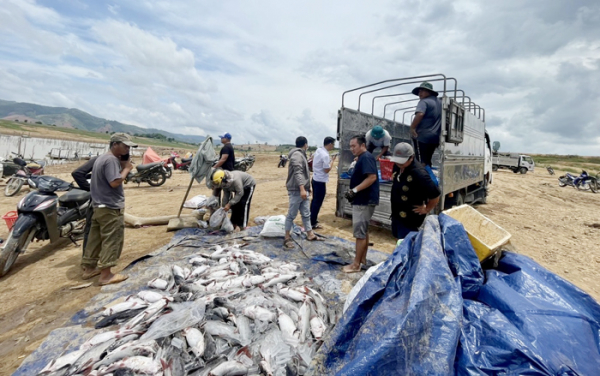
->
xmin=443 ymin=205 xmax=511 ymax=261
xmin=2 ymin=211 xmax=18 ymax=231
xmin=379 ymin=159 xmax=394 ymax=181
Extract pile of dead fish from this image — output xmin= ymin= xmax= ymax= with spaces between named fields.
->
xmin=39 ymin=244 xmax=337 ymax=376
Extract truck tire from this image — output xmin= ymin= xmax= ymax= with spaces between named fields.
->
xmin=519 ymin=167 xmax=527 ymax=174
xmin=492 ymin=165 xmax=498 ymax=172
xmin=512 ymin=168 xmax=519 ymax=174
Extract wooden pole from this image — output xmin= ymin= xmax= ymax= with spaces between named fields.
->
xmin=177 ymin=176 xmax=195 ymax=217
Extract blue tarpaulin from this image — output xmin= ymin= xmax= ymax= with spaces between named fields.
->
xmin=314 ymin=214 xmax=600 ymax=375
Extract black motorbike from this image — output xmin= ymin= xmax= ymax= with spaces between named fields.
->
xmin=0 ymin=176 xmax=91 ymax=276
xmin=546 ymin=166 xmax=555 ymax=175
xmin=234 ymin=155 xmax=255 ymax=172
xmin=124 ymin=162 xmax=167 ymax=187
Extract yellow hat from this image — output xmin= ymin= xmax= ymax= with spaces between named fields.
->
xmin=212 ymin=169 xmax=225 ymax=185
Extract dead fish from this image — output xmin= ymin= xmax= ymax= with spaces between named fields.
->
xmin=94 ymin=341 xmax=157 ymax=369
xmin=242 ymin=305 xmax=276 ymax=322
xmin=260 ymin=274 xmax=297 ymax=288
xmin=278 ymin=287 xmax=308 ymax=303
xmin=135 ymin=290 xmax=165 ymax=304
xmin=95 ymin=307 xmax=146 ymax=329
xmin=203 ymin=321 xmax=241 ymax=344
xmin=101 ymin=355 xmax=162 ymax=375
xmin=298 ymin=301 xmax=311 ymax=343
xmin=209 ymin=360 xmax=248 ymax=376
xmin=38 ymin=348 xmax=87 ymax=375
xmin=189 ymin=256 xmax=211 ymax=265
xmin=81 ymin=328 xmax=139 ymax=351
xmin=310 ymin=316 xmax=326 ymax=340
xmin=147 ymin=278 xmax=168 ymax=290
xmin=102 ymin=299 xmax=148 ymax=317
xmin=277 ymin=309 xmax=299 ymax=346
xmin=184 ymin=327 xmax=205 ymax=357
xmin=66 ymin=338 xmax=116 ymax=375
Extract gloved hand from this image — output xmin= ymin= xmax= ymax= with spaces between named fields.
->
xmin=345 ymin=189 xmax=356 ymax=203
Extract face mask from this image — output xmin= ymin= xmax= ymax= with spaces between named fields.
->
xmin=121 ymin=153 xmax=130 ymax=161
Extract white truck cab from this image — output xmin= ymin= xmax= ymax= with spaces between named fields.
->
xmin=492 ymin=153 xmax=535 ymax=174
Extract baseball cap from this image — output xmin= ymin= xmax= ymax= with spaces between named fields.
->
xmin=110 ymin=132 xmax=138 ymax=147
xmin=389 ymin=143 xmax=414 ymax=164
xmin=371 ymin=125 xmax=385 ymax=139
xmin=218 ymin=132 xmax=232 ymax=140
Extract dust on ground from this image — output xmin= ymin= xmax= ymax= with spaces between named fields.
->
xmin=1 ymin=153 xmax=599 ymax=374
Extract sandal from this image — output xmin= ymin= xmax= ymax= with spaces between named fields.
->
xmin=312 ymin=224 xmax=324 ymax=229
xmin=99 ymin=274 xmax=129 ymax=286
xmin=306 ymin=235 xmax=324 ymax=241
xmin=283 ymin=239 xmax=296 ymax=249
xmin=342 ymin=264 xmax=362 ymax=273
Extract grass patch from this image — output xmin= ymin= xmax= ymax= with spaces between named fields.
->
xmin=0 ymin=119 xmax=25 ymax=131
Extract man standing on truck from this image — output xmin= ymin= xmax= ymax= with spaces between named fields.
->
xmin=210 ymin=169 xmax=256 ymax=232
xmin=283 ymin=136 xmax=322 ymax=249
xmin=343 ymin=135 xmax=380 ymax=273
xmin=310 ymin=136 xmax=337 ymax=229
xmin=81 ymin=133 xmax=136 ymax=285
xmin=389 ymin=143 xmax=440 ymax=239
xmin=365 ymin=125 xmax=391 ymax=160
xmin=410 ymin=82 xmax=442 ymax=167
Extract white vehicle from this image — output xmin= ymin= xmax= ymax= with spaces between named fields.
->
xmin=492 ymin=153 xmax=535 ymax=174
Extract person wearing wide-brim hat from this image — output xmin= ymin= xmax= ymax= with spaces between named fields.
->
xmin=389 ymin=142 xmax=440 ymax=240
xmin=409 ymin=82 xmax=442 ymax=167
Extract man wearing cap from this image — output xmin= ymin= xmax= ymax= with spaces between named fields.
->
xmin=390 ymin=142 xmax=440 ymax=239
xmin=343 ymin=135 xmax=379 ymax=273
xmin=215 ymin=132 xmax=235 ymax=171
xmin=210 ymin=169 xmax=256 ymax=231
xmin=310 ymin=136 xmax=337 ymax=229
xmin=410 ymin=82 xmax=442 ymax=167
xmin=81 ymin=133 xmax=137 ymax=285
xmin=365 ymin=125 xmax=392 ymax=160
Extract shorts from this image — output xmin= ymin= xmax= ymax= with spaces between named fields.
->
xmin=352 ymin=205 xmax=375 ymax=239
xmin=391 ymin=217 xmax=419 ymax=239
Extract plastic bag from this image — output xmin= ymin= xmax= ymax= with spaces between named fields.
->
xmin=259 ymin=215 xmax=286 ymax=238
xmin=205 ymin=196 xmax=220 ymax=210
xmin=183 ymin=195 xmax=208 ymax=209
xmin=253 ymin=216 xmax=269 ymax=226
xmin=197 ymin=220 xmax=208 ymax=229
xmin=343 ymin=262 xmax=383 ymax=313
xmin=140 ymin=300 xmax=206 ymax=341
xmin=209 ymin=208 xmax=227 ymax=229
xmin=221 ymin=216 xmax=234 ymax=233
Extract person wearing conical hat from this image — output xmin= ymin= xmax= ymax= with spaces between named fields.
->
xmin=410 ymin=82 xmax=442 ymax=167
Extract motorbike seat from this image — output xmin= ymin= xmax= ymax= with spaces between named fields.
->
xmin=59 ymin=189 xmax=91 ymax=206
xmin=181 ymin=157 xmax=192 ymax=163
xmin=136 ymin=162 xmax=163 ymax=171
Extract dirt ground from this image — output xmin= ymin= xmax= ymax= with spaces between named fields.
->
xmin=1 ymin=153 xmax=599 ymax=374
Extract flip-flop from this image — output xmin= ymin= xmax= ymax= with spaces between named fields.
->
xmin=99 ymin=274 xmax=129 ymax=286
xmin=82 ymin=269 xmax=101 ymax=280
xmin=312 ymin=224 xmax=324 ymax=229
xmin=306 ymin=235 xmax=324 ymax=241
xmin=283 ymin=239 xmax=296 ymax=249
xmin=342 ymin=264 xmax=362 ymax=273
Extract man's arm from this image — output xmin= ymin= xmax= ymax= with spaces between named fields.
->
xmin=376 ymin=147 xmax=389 ymax=161
xmin=213 ymin=153 xmax=229 ymax=169
xmin=109 ymin=160 xmax=133 ymax=188
xmin=410 ymin=112 xmax=425 ymax=138
xmin=290 ymin=152 xmax=308 ymax=196
xmin=413 ymin=195 xmax=440 ymax=215
xmin=323 ymin=155 xmax=336 ymax=173
xmin=354 ymin=174 xmax=377 ymax=192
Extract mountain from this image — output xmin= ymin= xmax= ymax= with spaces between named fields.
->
xmin=0 ymin=99 xmax=206 ymax=144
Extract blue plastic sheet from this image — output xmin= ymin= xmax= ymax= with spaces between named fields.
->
xmin=315 ymin=213 xmax=600 ymax=375
xmin=314 ymin=216 xmax=463 ymax=375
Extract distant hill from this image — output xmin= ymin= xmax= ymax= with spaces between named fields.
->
xmin=0 ymin=99 xmax=206 ymax=144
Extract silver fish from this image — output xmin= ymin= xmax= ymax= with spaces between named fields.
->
xmin=101 ymin=355 xmax=162 ymax=375
xmin=38 ymin=348 xmax=87 ymax=375
xmin=184 ymin=327 xmax=205 ymax=357
xmin=209 ymin=360 xmax=248 ymax=376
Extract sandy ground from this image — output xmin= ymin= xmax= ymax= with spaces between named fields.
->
xmin=1 ymin=153 xmax=599 ymax=374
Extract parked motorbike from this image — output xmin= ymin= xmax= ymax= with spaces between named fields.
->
xmin=4 ymin=153 xmax=46 ymax=197
xmin=0 ymin=176 xmax=90 ymax=276
xmin=234 ymin=155 xmax=255 ymax=172
xmin=546 ymin=166 xmax=555 ymax=175
xmin=167 ymin=153 xmax=192 ymax=171
xmin=558 ymin=170 xmax=597 ymax=193
xmin=124 ymin=161 xmax=167 ymax=187
xmin=278 ymin=155 xmax=288 ymax=168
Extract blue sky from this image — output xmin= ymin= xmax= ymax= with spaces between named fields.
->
xmin=0 ymin=0 xmax=599 ymax=154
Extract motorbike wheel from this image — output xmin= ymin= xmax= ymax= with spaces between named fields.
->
xmin=576 ymin=181 xmax=590 ymax=191
xmin=4 ymin=177 xmax=24 ymax=197
xmin=0 ymin=230 xmax=32 ymax=277
xmin=164 ymin=167 xmax=172 ymax=178
xmin=590 ymin=179 xmax=598 ymax=193
xmin=558 ymin=177 xmax=567 ymax=187
xmin=147 ymin=170 xmax=167 ymax=186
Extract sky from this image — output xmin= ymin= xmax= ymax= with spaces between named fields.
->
xmin=0 ymin=0 xmax=599 ymax=155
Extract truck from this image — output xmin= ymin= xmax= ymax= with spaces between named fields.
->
xmin=335 ymin=74 xmax=493 ymax=228
xmin=492 ymin=152 xmax=534 ymax=174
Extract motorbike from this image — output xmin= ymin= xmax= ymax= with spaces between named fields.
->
xmin=278 ymin=155 xmax=288 ymax=168
xmin=0 ymin=176 xmax=90 ymax=276
xmin=124 ymin=161 xmax=167 ymax=187
xmin=234 ymin=155 xmax=255 ymax=172
xmin=558 ymin=170 xmax=597 ymax=193
xmin=546 ymin=166 xmax=555 ymax=175
xmin=4 ymin=153 xmax=46 ymax=197
xmin=167 ymin=153 xmax=192 ymax=171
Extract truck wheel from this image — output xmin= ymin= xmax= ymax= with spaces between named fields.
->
xmin=492 ymin=165 xmax=498 ymax=172
xmin=512 ymin=169 xmax=519 ymax=174
xmin=519 ymin=167 xmax=527 ymax=174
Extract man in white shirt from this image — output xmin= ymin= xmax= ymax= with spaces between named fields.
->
xmin=310 ymin=137 xmax=337 ymax=229
xmin=365 ymin=125 xmax=392 ymax=160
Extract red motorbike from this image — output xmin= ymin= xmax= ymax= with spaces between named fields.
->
xmin=167 ymin=153 xmax=192 ymax=171
xmin=4 ymin=153 xmax=45 ymax=197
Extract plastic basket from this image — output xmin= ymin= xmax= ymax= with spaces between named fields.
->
xmin=379 ymin=159 xmax=394 ymax=181
xmin=2 ymin=211 xmax=18 ymax=231
xmin=443 ymin=205 xmax=511 ymax=261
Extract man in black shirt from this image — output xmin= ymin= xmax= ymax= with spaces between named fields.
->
xmin=71 ymin=156 xmax=98 ymax=250
xmin=389 ymin=143 xmax=440 ymax=240
xmin=215 ymin=132 xmax=235 ymax=171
